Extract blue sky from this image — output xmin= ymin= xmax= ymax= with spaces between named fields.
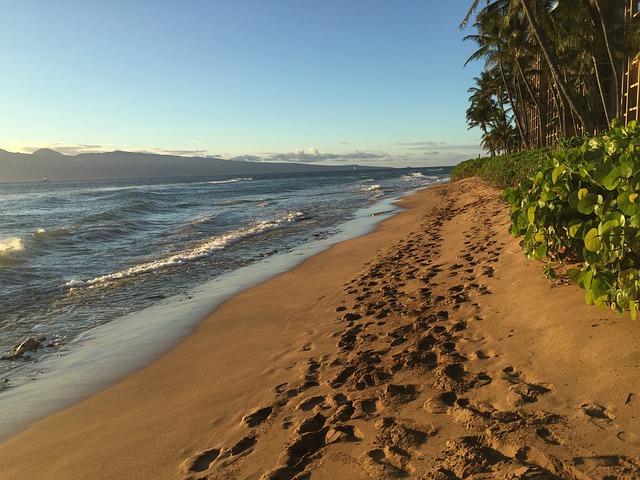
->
xmin=0 ymin=1 xmax=484 ymax=167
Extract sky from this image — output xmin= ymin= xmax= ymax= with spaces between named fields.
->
xmin=0 ymin=1 xmax=484 ymax=168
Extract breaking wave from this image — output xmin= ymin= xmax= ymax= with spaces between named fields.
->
xmin=65 ymin=211 xmax=303 ymax=289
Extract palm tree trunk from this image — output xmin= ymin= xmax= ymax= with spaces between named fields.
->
xmin=549 ymin=81 xmax=566 ymax=139
xmin=592 ymin=0 xmax=620 ymax=119
xmin=515 ymin=57 xmax=542 ymax=147
xmin=499 ymin=62 xmax=531 ymax=150
xmin=592 ymin=54 xmax=611 ymax=127
xmin=519 ymin=0 xmax=592 ymax=132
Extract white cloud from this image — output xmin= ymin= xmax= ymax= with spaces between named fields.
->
xmin=23 ymin=143 xmax=109 ymax=155
xmin=137 ymin=148 xmax=210 ymax=157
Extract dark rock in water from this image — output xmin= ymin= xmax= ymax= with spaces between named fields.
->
xmin=0 ymin=337 xmax=46 ymax=361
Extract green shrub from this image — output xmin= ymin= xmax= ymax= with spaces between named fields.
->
xmin=452 ymin=148 xmax=548 ymax=189
xmin=503 ymin=121 xmax=640 ymax=317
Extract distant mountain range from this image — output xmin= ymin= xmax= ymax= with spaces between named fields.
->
xmin=0 ymin=149 xmax=378 ymax=182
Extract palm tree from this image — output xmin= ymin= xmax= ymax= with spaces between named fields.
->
xmin=463 ymin=0 xmax=593 ymax=133
xmin=467 ymin=70 xmax=506 ymax=155
xmin=465 ymin=3 xmax=532 ymax=149
xmin=519 ymin=0 xmax=592 ymax=132
xmin=590 ymin=0 xmax=621 ymax=119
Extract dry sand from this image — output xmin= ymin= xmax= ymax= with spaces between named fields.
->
xmin=1 ymin=178 xmax=640 ymax=479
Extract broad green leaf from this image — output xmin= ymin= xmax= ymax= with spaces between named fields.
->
xmin=502 ymin=187 xmax=518 ymax=205
xmin=577 ymin=193 xmax=600 ymax=215
xmin=541 ymin=190 xmax=558 ymax=202
xmin=578 ymin=188 xmax=588 ymax=200
xmin=592 ymin=273 xmax=614 ymax=297
xmin=583 ymin=269 xmax=594 ymax=290
xmin=617 ymin=191 xmax=640 ymax=216
xmin=628 ymin=213 xmax=640 ymax=227
xmin=600 ymin=218 xmax=619 ymax=234
xmin=603 ymin=210 xmax=625 ymax=227
xmin=584 ymin=228 xmax=602 ymax=252
xmin=618 ymin=269 xmax=638 ymax=289
xmin=527 ymin=205 xmax=536 ymax=224
xmin=616 ymin=291 xmax=630 ymax=309
xmin=595 ymin=162 xmax=614 ymax=184
xmin=603 ymin=163 xmax=633 ymax=190
xmin=552 ymin=165 xmax=565 ymax=184
xmin=533 ymin=242 xmax=547 ymax=260
xmin=583 ymin=246 xmax=601 ymax=265
xmin=567 ymin=268 xmax=583 ymax=286
xmin=594 ymin=295 xmax=610 ymax=310
xmin=567 ymin=219 xmax=583 ymax=238
xmin=606 ymin=139 xmax=620 ymax=155
xmin=588 ymin=138 xmax=601 ymax=149
xmin=568 ymin=189 xmax=580 ymax=207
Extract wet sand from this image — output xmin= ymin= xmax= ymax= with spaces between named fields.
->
xmin=1 ymin=178 xmax=640 ymax=479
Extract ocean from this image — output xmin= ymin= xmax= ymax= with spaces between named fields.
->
xmin=0 ymin=167 xmax=451 ymax=437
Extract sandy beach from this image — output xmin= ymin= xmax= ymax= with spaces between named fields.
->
xmin=1 ymin=178 xmax=640 ymax=479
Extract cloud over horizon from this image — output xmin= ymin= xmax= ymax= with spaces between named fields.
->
xmin=24 ymin=143 xmax=109 ymax=156
xmin=232 ymin=148 xmax=390 ymax=164
xmin=13 ymin=139 xmax=481 ymax=168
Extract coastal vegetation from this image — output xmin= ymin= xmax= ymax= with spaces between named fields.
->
xmin=455 ymin=121 xmax=640 ymax=317
xmin=458 ymin=1 xmax=640 ymax=316
xmin=462 ymin=0 xmax=639 ymax=154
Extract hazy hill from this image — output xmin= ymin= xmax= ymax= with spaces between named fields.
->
xmin=0 ymin=149 xmax=374 ymax=183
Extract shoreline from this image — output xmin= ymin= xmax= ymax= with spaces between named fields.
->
xmin=1 ymin=178 xmax=640 ymax=479
xmin=0 ymin=187 xmax=413 ymax=442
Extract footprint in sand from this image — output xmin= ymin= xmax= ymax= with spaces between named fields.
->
xmin=184 ymin=448 xmax=221 ymax=473
xmin=580 ymin=403 xmax=615 ymax=429
xmin=183 ymin=435 xmax=257 ymax=476
xmin=382 ymin=383 xmax=419 ymax=405
xmin=230 ymin=435 xmax=257 ymax=456
xmin=331 ymin=403 xmax=355 ymax=422
xmin=535 ymin=426 xmax=560 ymax=445
xmin=296 ymin=395 xmax=326 ymax=411
xmin=362 ymin=447 xmax=410 ymax=478
xmin=330 ymin=366 xmax=356 ymax=388
xmin=507 ymin=382 xmax=551 ymax=407
xmin=241 ymin=405 xmax=273 ymax=427
xmin=296 ymin=412 xmax=326 ymax=434
xmin=472 ymin=350 xmax=490 ymax=360
xmin=617 ymin=431 xmax=640 ymax=446
xmin=423 ymin=391 xmax=457 ymax=414
xmin=357 ymin=398 xmax=383 ymax=416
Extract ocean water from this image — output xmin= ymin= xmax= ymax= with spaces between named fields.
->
xmin=0 ymin=167 xmax=451 ymax=419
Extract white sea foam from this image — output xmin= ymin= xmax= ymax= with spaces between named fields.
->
xmin=65 ymin=211 xmax=303 ymax=289
xmin=0 ymin=237 xmax=23 ymax=253
xmin=213 ymin=198 xmax=264 ymax=207
xmin=33 ymin=227 xmax=70 ymax=238
xmin=0 ymin=237 xmax=25 ymax=265
xmin=208 ymin=177 xmax=253 ymax=185
xmin=404 ymin=172 xmax=426 ymax=179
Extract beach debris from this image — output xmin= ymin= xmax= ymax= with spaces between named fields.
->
xmin=1 ymin=337 xmax=46 ymax=361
